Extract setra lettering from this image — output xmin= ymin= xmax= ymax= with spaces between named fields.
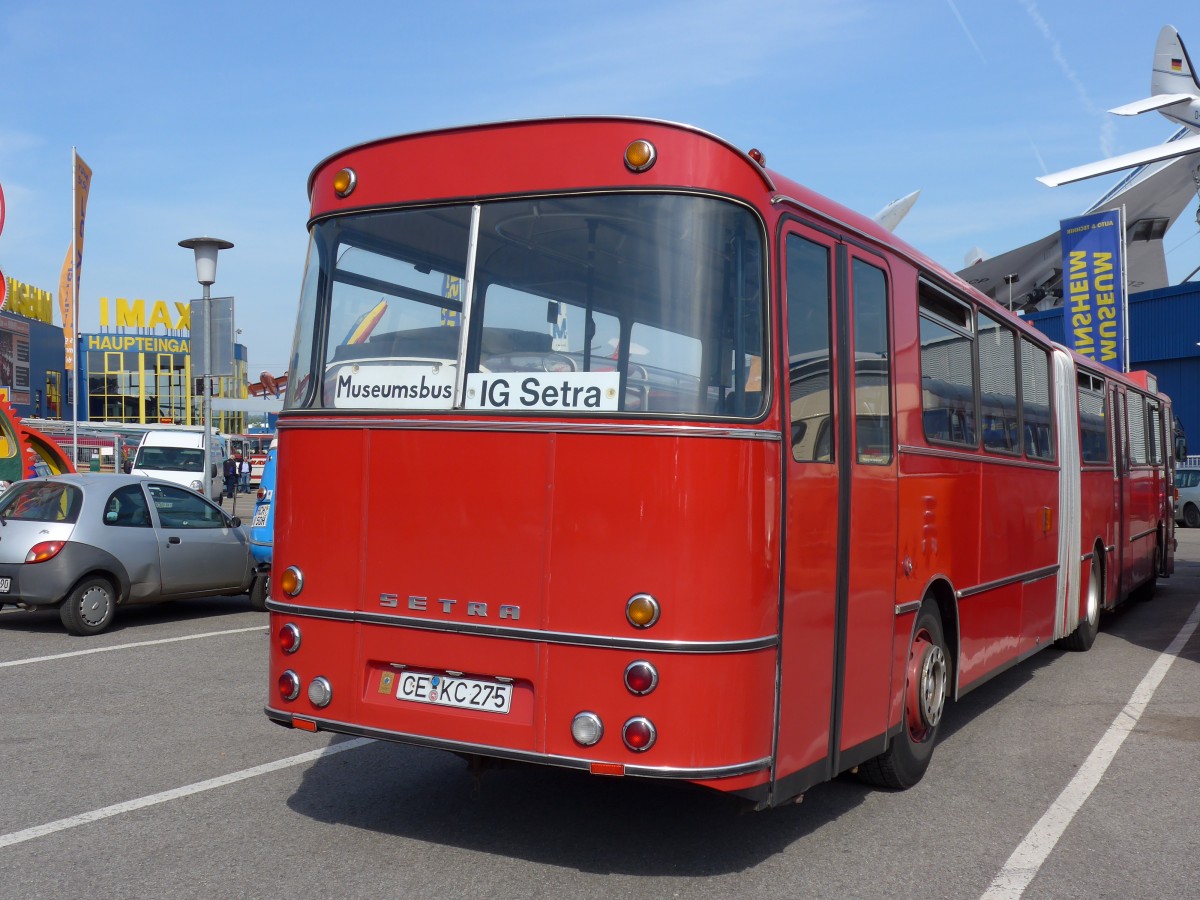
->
xmin=519 ymin=377 xmax=603 ymax=408
xmin=383 ymin=591 xmax=521 ymax=621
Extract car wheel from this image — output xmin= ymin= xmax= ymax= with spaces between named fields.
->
xmin=59 ymin=577 xmax=117 ymax=636
xmin=1185 ymin=503 xmax=1200 ymax=529
xmin=249 ymin=572 xmax=269 ymax=611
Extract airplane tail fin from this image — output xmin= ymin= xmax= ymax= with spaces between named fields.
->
xmin=872 ymin=190 xmax=920 ymax=232
xmin=1151 ymin=25 xmax=1200 ymax=96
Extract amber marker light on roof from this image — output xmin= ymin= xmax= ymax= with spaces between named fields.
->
xmin=624 ymin=140 xmax=657 ymax=173
xmin=332 ymin=168 xmax=357 ymax=198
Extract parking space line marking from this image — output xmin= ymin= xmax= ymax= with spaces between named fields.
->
xmin=982 ymin=598 xmax=1200 ymax=899
xmin=0 ymin=626 xmax=267 ymax=668
xmin=0 ymin=737 xmax=374 ymax=849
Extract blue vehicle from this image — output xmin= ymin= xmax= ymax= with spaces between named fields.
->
xmin=248 ymin=439 xmax=276 ymax=610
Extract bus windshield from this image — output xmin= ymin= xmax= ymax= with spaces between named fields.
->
xmin=285 ymin=193 xmax=767 ymax=419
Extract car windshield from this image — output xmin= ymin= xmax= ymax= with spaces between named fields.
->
xmin=1179 ymin=469 xmax=1200 ymax=489
xmin=0 ymin=481 xmax=83 ymax=523
xmin=135 ymin=446 xmax=203 ymax=472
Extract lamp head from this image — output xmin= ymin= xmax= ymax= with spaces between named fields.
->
xmin=179 ymin=237 xmax=234 ymax=286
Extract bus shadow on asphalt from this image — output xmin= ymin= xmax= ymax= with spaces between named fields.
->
xmin=282 ymin=654 xmax=1068 ymax=877
xmin=284 ymin=738 xmax=879 ymax=874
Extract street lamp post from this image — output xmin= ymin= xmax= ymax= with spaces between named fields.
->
xmin=179 ymin=237 xmax=233 ymax=501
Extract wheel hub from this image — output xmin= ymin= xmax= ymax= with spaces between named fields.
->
xmin=80 ymin=587 xmax=111 ymax=626
xmin=918 ymin=644 xmax=947 ymax=729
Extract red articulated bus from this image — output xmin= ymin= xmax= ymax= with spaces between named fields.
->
xmin=266 ymin=117 xmax=1179 ymax=807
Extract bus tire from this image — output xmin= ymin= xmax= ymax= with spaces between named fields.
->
xmin=1056 ymin=554 xmax=1100 ymax=652
xmin=59 ymin=577 xmax=117 ymax=636
xmin=249 ymin=573 xmax=269 ymax=612
xmin=858 ymin=600 xmax=949 ymax=790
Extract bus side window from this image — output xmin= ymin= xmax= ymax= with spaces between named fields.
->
xmin=1020 ymin=339 xmax=1054 ymax=462
xmin=918 ymin=283 xmax=976 ymax=449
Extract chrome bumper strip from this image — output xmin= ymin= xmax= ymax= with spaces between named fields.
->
xmin=266 ymin=601 xmax=778 ymax=654
xmin=264 ymin=707 xmax=771 ymax=780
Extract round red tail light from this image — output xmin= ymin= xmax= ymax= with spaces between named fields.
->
xmin=622 ymin=717 xmax=657 ymax=752
xmin=277 ymin=623 xmax=301 ymax=654
xmin=624 ymin=660 xmax=658 ymax=695
xmin=278 ymin=670 xmax=301 ymax=702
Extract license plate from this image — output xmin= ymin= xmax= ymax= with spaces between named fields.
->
xmin=396 ymin=671 xmax=512 ymax=714
xmin=252 ymin=504 xmax=270 ymax=528
xmin=0 ymin=577 xmax=9 ymax=593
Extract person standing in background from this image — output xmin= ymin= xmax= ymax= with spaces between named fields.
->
xmin=239 ymin=455 xmax=251 ymax=493
xmin=224 ymin=456 xmax=239 ymax=499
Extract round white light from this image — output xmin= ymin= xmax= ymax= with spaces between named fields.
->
xmin=308 ymin=676 xmax=333 ymax=708
xmin=571 ymin=711 xmax=604 ymax=746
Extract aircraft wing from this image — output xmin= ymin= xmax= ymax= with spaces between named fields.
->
xmin=959 ymin=151 xmax=1200 ymax=307
xmin=1037 ymin=132 xmax=1200 ymax=186
xmin=1109 ymin=93 xmax=1195 ymax=116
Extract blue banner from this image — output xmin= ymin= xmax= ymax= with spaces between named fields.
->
xmin=1060 ymin=209 xmax=1125 ymax=371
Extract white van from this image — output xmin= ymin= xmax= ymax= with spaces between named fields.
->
xmin=130 ymin=428 xmax=227 ymax=501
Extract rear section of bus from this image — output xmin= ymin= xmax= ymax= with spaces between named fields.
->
xmin=265 ymin=119 xmax=789 ymax=801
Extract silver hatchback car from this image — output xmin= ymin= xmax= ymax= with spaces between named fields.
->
xmin=1177 ymin=468 xmax=1200 ymax=528
xmin=0 ymin=473 xmax=261 ymax=636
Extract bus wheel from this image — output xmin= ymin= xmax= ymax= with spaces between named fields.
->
xmin=59 ymin=577 xmax=117 ymax=636
xmin=1056 ymin=554 xmax=1100 ymax=652
xmin=858 ymin=601 xmax=949 ymax=789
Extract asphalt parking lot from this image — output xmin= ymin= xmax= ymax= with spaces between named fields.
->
xmin=1 ymin=532 xmax=1198 ymax=898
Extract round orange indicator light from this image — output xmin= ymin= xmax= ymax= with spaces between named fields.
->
xmin=626 ymin=593 xmax=660 ymax=628
xmin=624 ymin=140 xmax=657 ymax=173
xmin=748 ymin=148 xmax=767 ymax=166
xmin=332 ymin=168 xmax=357 ymax=198
xmin=280 ymin=566 xmax=304 ymax=597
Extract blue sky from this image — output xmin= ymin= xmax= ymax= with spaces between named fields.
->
xmin=1 ymin=1 xmax=1196 ymax=377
